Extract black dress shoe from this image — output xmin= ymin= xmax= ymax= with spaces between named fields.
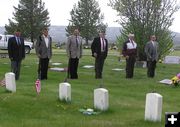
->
xmin=70 ymin=77 xmax=78 ymax=79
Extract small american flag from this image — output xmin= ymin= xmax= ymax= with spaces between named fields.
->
xmin=35 ymin=79 xmax=41 ymax=94
xmin=0 ymin=78 xmax=6 ymax=87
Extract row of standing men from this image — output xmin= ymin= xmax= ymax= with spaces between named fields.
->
xmin=7 ymin=28 xmax=158 ymax=80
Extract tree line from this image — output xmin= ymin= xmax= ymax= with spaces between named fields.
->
xmin=5 ymin=0 xmax=180 ymax=60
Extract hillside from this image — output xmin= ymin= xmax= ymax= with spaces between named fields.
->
xmin=42 ymin=26 xmax=121 ymax=43
xmin=0 ymin=26 xmax=180 ymax=46
xmin=0 ymin=26 xmax=121 ymax=43
xmin=171 ymin=32 xmax=180 ymax=46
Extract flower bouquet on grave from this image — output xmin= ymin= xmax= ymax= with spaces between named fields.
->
xmin=79 ymin=108 xmax=101 ymax=115
xmin=171 ymin=73 xmax=180 ymax=86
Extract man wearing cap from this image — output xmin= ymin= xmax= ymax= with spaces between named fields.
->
xmin=122 ymin=33 xmax=137 ymax=78
xmin=91 ymin=31 xmax=108 ymax=79
xmin=145 ymin=35 xmax=159 ymax=78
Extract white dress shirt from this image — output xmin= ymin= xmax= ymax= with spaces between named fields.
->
xmin=100 ymin=38 xmax=106 ymax=52
xmin=43 ymin=35 xmax=49 ymax=48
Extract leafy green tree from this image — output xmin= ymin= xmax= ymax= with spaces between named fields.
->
xmin=110 ymin=0 xmax=179 ymax=60
xmin=5 ymin=0 xmax=50 ymax=42
xmin=66 ymin=0 xmax=107 ymax=45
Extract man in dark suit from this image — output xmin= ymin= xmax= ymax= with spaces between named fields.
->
xmin=91 ymin=31 xmax=108 ymax=79
xmin=8 ymin=29 xmax=25 ymax=80
xmin=66 ymin=29 xmax=82 ymax=79
xmin=35 ymin=28 xmax=52 ymax=80
xmin=122 ymin=33 xmax=137 ymax=78
xmin=145 ymin=35 xmax=159 ymax=78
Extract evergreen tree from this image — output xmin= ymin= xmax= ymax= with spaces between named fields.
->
xmin=110 ymin=0 xmax=180 ymax=60
xmin=5 ymin=0 xmax=50 ymax=43
xmin=66 ymin=0 xmax=107 ymax=45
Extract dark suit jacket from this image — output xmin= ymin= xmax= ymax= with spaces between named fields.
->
xmin=35 ymin=35 xmax=52 ymax=59
xmin=8 ymin=36 xmax=25 ymax=61
xmin=91 ymin=37 xmax=108 ymax=59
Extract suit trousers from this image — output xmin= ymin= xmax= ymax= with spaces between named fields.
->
xmin=147 ymin=60 xmax=156 ymax=78
xmin=11 ymin=60 xmax=22 ymax=80
xmin=126 ymin=56 xmax=136 ymax=78
xmin=69 ymin=57 xmax=79 ymax=79
xmin=95 ymin=53 xmax=105 ymax=79
xmin=39 ymin=58 xmax=49 ymax=80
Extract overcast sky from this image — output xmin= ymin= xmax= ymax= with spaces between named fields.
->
xmin=0 ymin=0 xmax=180 ymax=32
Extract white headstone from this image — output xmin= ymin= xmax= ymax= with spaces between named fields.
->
xmin=112 ymin=68 xmax=125 ymax=71
xmin=136 ymin=61 xmax=147 ymax=68
xmin=142 ymin=61 xmax=147 ymax=68
xmin=5 ymin=72 xmax=16 ymax=92
xmin=145 ymin=93 xmax=163 ymax=122
xmin=159 ymin=79 xmax=172 ymax=85
xmin=83 ymin=65 xmax=94 ymax=68
xmin=50 ymin=67 xmax=65 ymax=72
xmin=52 ymin=63 xmax=62 ymax=66
xmin=59 ymin=82 xmax=71 ymax=102
xmin=94 ymin=88 xmax=109 ymax=111
xmin=164 ymin=56 xmax=180 ymax=64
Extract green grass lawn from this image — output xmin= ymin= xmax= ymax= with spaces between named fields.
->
xmin=0 ymin=49 xmax=180 ymax=127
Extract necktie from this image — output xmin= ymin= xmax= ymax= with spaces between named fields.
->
xmin=16 ymin=37 xmax=21 ymax=45
xmin=131 ymin=40 xmax=134 ymax=47
xmin=76 ymin=36 xmax=78 ymax=48
xmin=18 ymin=38 xmax=21 ymax=45
xmin=102 ymin=39 xmax=105 ymax=51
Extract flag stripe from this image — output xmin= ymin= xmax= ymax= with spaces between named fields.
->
xmin=0 ymin=78 xmax=5 ymax=87
xmin=35 ymin=79 xmax=41 ymax=94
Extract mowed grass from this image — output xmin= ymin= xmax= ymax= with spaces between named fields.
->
xmin=0 ymin=49 xmax=180 ymax=127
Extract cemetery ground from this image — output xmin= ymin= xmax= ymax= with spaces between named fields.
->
xmin=0 ymin=49 xmax=180 ymax=127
